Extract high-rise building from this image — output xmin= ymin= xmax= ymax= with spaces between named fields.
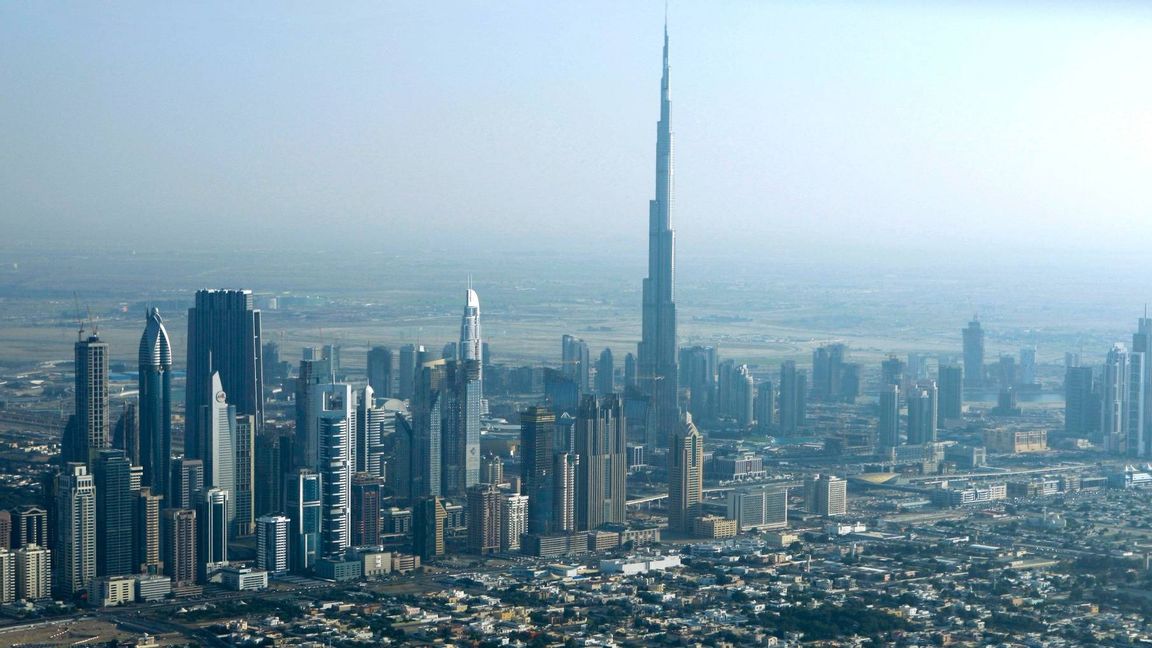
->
xmin=233 ymin=414 xmax=256 ymax=537
xmin=309 ymin=384 xmax=353 ymax=556
xmin=668 ymin=414 xmax=703 ymax=534
xmin=963 ymin=317 xmax=985 ymax=389
xmin=442 ymin=358 xmax=482 ymax=498
xmin=256 ymin=515 xmax=290 ymax=576
xmin=938 ymin=364 xmax=963 ymax=421
xmin=54 ymin=463 xmax=96 ymax=596
xmin=1065 ymin=365 xmax=1098 ymax=439
xmin=356 ymin=385 xmax=387 ymax=476
xmin=727 ymin=488 xmax=788 ymax=532
xmin=574 ymin=395 xmax=626 ymax=531
xmin=286 ymin=469 xmax=322 ymax=572
xmin=135 ymin=487 xmax=163 ymax=575
xmin=906 ymin=382 xmax=939 ymax=445
xmin=351 ymin=474 xmax=384 ymax=547
xmin=112 ymin=403 xmax=139 ymax=467
xmin=366 ymin=346 xmax=396 ymax=399
xmin=170 ymin=458 xmax=204 ymax=510
xmin=1019 ymin=346 xmax=1038 ymax=386
xmin=185 ymin=290 xmax=263 ymax=465
xmin=638 ymin=24 xmax=680 ymax=450
xmin=501 ymin=493 xmax=528 ymax=552
xmin=880 ymin=355 xmax=905 ymax=388
xmin=1133 ymin=317 xmax=1152 ymax=457
xmin=0 ymin=511 xmax=9 ymax=551
xmin=397 ymin=344 xmax=419 ymax=401
xmin=1101 ymin=344 xmax=1145 ymax=455
xmin=466 ymin=483 xmax=502 ymax=555
xmin=804 ymin=474 xmax=847 ymax=517
xmin=413 ymin=496 xmax=446 ymax=561
xmin=198 ymin=372 xmax=236 ymax=530
xmin=552 ymin=453 xmax=578 ymax=533
xmin=138 ymin=308 xmax=173 ymax=501
xmin=755 ymin=380 xmax=775 ymax=434
xmin=878 ymin=384 xmax=900 ymax=448
xmin=624 ymin=352 xmax=637 ymax=389
xmin=12 ymin=506 xmax=47 ymax=549
xmin=596 ymin=348 xmax=615 ymax=396
xmin=812 ymin=343 xmax=852 ymax=402
xmin=69 ymin=335 xmax=110 ymax=465
xmin=520 ymin=407 xmax=555 ymax=534
xmin=460 ymin=288 xmax=483 ymax=391
xmin=15 ymin=544 xmax=51 ymax=600
xmin=199 ymin=488 xmax=230 ymax=575
xmin=778 ymin=361 xmax=807 ymax=434
xmin=562 ymin=335 xmax=591 ymax=393
xmin=481 ymin=454 xmax=503 ymax=486
xmin=0 ymin=549 xmax=12 ymax=603
xmin=93 ymin=449 xmax=134 ymax=577
xmin=407 ymin=361 xmax=446 ymax=500
xmin=161 ymin=508 xmax=196 ymax=587
xmin=254 ymin=427 xmax=291 ymax=519
xmin=679 ymin=345 xmax=717 ymax=421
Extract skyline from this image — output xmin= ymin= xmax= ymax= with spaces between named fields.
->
xmin=3 ymin=2 xmax=1152 ymax=259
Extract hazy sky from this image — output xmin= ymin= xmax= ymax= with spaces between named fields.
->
xmin=3 ymin=1 xmax=1152 ymax=260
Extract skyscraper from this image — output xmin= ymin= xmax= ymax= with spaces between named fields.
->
xmin=54 ymin=463 xmax=96 ymax=596
xmin=638 ymin=24 xmax=680 ymax=449
xmin=199 ymin=487 xmax=230 ymax=575
xmin=1064 ymin=365 xmax=1097 ymax=439
xmin=442 ymin=358 xmax=482 ymax=498
xmin=460 ymin=288 xmax=483 ymax=389
xmin=397 ymin=344 xmax=419 ymax=401
xmin=963 ymin=317 xmax=985 ymax=389
xmin=161 ymin=508 xmax=196 ymax=587
xmin=906 ymin=382 xmax=939 ymax=445
xmin=1133 ymin=317 xmax=1152 ymax=456
xmin=520 ymin=406 xmax=555 ymax=534
xmin=366 ymin=346 xmax=396 ymax=398
xmin=200 ymin=372 xmax=236 ymax=529
xmin=778 ymin=361 xmax=807 ymax=434
xmin=111 ymin=403 xmax=139 ymax=467
xmin=355 ymin=385 xmax=387 ymax=477
xmin=805 ymin=474 xmax=848 ymax=517
xmin=286 ymin=469 xmax=321 ymax=572
xmin=170 ymin=458 xmax=204 ymax=510
xmin=755 ymin=380 xmax=775 ymax=434
xmin=561 ymin=335 xmax=591 ymax=393
xmin=413 ymin=496 xmax=447 ymax=561
xmin=351 ymin=473 xmax=384 ymax=547
xmin=466 ymin=483 xmax=501 ymax=555
xmin=668 ymin=413 xmax=703 ymax=534
xmin=878 ymin=384 xmax=900 ymax=448
xmin=596 ymin=348 xmax=615 ymax=396
xmin=679 ymin=345 xmax=717 ymax=421
xmin=234 ymin=414 xmax=255 ymax=537
xmin=185 ymin=289 xmax=263 ymax=462
xmin=574 ymin=395 xmax=626 ymax=531
xmin=138 ymin=308 xmax=172 ymax=501
xmin=135 ymin=487 xmax=163 ymax=575
xmin=14 ymin=544 xmax=50 ymax=601
xmin=93 ymin=449 xmax=134 ymax=577
xmin=69 ymin=335 xmax=109 ymax=464
xmin=12 ymin=506 xmax=48 ymax=550
xmin=256 ymin=515 xmax=289 ymax=576
xmin=501 ymin=493 xmax=528 ymax=552
xmin=938 ymin=364 xmax=963 ymax=421
xmin=310 ymin=383 xmax=353 ymax=556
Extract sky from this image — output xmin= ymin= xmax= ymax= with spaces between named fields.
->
xmin=2 ymin=1 xmax=1152 ymax=262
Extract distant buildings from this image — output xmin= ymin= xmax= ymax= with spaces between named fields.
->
xmin=963 ymin=317 xmax=985 ymax=389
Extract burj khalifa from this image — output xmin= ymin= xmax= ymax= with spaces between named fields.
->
xmin=638 ymin=24 xmax=679 ymax=448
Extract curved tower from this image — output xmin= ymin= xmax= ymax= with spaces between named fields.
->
xmin=639 ymin=24 xmax=679 ymax=447
xmin=138 ymin=308 xmax=172 ymax=501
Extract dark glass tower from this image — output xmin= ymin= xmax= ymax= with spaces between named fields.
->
xmin=520 ymin=406 xmax=555 ymax=534
xmin=185 ymin=289 xmax=263 ymax=464
xmin=638 ymin=25 xmax=680 ymax=448
xmin=962 ymin=317 xmax=985 ymax=389
xmin=138 ymin=308 xmax=172 ymax=501
xmin=67 ymin=335 xmax=109 ymax=465
xmin=93 ymin=449 xmax=134 ymax=576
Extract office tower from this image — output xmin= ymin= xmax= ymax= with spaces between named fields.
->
xmin=544 ymin=369 xmax=581 ymax=416
xmin=638 ymin=23 xmax=680 ymax=451
xmin=112 ymin=403 xmax=139 ymax=467
xmin=413 ymin=496 xmax=447 ymax=561
xmin=322 ymin=344 xmax=342 ymax=378
xmin=443 ymin=357 xmax=482 ymax=498
xmin=963 ymin=317 xmax=985 ymax=389
xmin=171 ymin=458 xmax=204 ymax=510
xmin=351 ymin=474 xmax=384 ymax=547
xmin=907 ymin=352 xmax=929 ymax=382
xmin=501 ymin=493 xmax=528 ymax=552
xmin=839 ymin=363 xmax=861 ymax=404
xmin=199 ymin=488 xmax=230 ymax=574
xmin=15 ymin=544 xmax=50 ymax=600
xmin=261 ymin=341 xmax=283 ymax=387
xmin=596 ymin=348 xmax=615 ymax=396
xmin=54 ymin=463 xmax=96 ymax=596
xmin=135 ymin=487 xmax=163 ymax=575
xmin=254 ymin=427 xmax=290 ymax=518
xmin=398 ymin=344 xmax=418 ymax=400
xmin=727 ymin=488 xmax=788 ymax=532
xmin=13 ymin=506 xmax=47 ymax=549
xmin=906 ymin=382 xmax=939 ymax=445
xmin=574 ymin=395 xmax=626 ymax=531
xmin=1019 ymin=346 xmax=1037 ymax=386
xmin=293 ymin=358 xmax=328 ymax=470
xmin=198 ymin=372 xmax=236 ymax=530
xmin=878 ymin=384 xmax=900 ymax=448
xmin=308 ymin=383 xmax=354 ymax=556
xmin=1134 ymin=317 xmax=1152 ymax=457
xmin=679 ymin=345 xmax=717 ymax=421
xmin=561 ymin=335 xmax=591 ymax=393
xmin=460 ymin=288 xmax=483 ymax=388
xmin=185 ymin=290 xmax=263 ymax=465
xmin=668 ymin=414 xmax=704 ymax=534
xmin=0 ymin=511 xmax=8 ymax=550
xmin=366 ymin=346 xmax=396 ymax=398
xmin=467 ymin=483 xmax=502 ymax=555
xmin=1065 ymin=365 xmax=1098 ymax=439
xmin=1102 ymin=345 xmax=1132 ymax=453
xmin=161 ymin=508 xmax=196 ymax=587
xmin=441 ymin=342 xmax=457 ymax=362
xmin=286 ymin=469 xmax=322 ymax=572
xmin=624 ymin=352 xmax=637 ymax=389
xmin=138 ymin=308 xmax=172 ymax=501
xmin=356 ymin=386 xmax=387 ymax=476
xmin=778 ymin=361 xmax=807 ymax=434
xmin=880 ymin=355 xmax=905 ymax=388
xmin=256 ymin=515 xmax=290 ymax=576
xmin=755 ymin=380 xmax=775 ymax=433
xmin=938 ymin=364 xmax=963 ymax=421
xmin=552 ymin=453 xmax=578 ymax=533
xmin=804 ymin=474 xmax=847 ymax=517
xmin=812 ymin=343 xmax=850 ymax=401
xmin=718 ymin=360 xmax=753 ymax=423
xmin=69 ymin=335 xmax=110 ymax=464
xmin=233 ymin=414 xmax=255 ymax=536
xmin=520 ymin=407 xmax=555 ymax=534
xmin=996 ymin=354 xmax=1017 ymax=389
xmin=129 ymin=464 xmax=143 ymax=492
xmin=93 ymin=449 xmax=133 ymax=577
xmin=481 ymin=454 xmax=503 ymax=486
xmin=0 ymin=549 xmax=12 ymax=603
xmin=407 ymin=362 xmax=445 ymax=499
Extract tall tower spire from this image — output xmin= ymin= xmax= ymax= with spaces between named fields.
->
xmin=639 ymin=22 xmax=679 ymax=448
